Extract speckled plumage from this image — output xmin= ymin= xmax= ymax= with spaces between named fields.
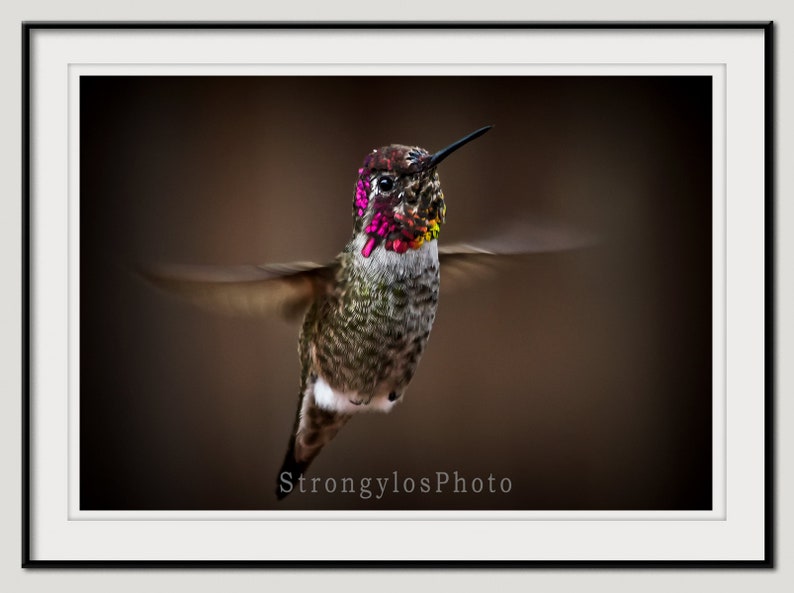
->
xmin=277 ymin=141 xmax=450 ymax=498
xmin=304 ymin=238 xmax=439 ymax=406
xmin=278 ymin=239 xmax=441 ymax=493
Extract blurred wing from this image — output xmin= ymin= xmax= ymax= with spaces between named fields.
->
xmin=138 ymin=261 xmax=338 ymax=320
xmin=439 ymin=223 xmax=597 ymax=291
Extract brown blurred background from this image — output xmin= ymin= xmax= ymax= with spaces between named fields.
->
xmin=80 ymin=75 xmax=712 ymax=510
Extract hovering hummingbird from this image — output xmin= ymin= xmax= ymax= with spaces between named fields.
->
xmin=142 ymin=125 xmax=589 ymax=499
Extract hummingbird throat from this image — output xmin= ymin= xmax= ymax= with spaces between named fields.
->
xmin=360 ymin=204 xmax=443 ymax=258
xmin=355 ymin=171 xmax=445 ymax=259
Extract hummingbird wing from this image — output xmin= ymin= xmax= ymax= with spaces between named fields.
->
xmin=138 ymin=261 xmax=338 ymax=321
xmin=438 ymin=222 xmax=596 ymax=290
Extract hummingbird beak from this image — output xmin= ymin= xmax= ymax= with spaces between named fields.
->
xmin=427 ymin=125 xmax=493 ymax=169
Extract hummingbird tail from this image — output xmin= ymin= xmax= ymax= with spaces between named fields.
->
xmin=275 ymin=438 xmax=311 ymax=500
xmin=276 ymin=394 xmax=350 ymax=500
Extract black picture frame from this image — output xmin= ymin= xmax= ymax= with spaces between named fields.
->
xmin=22 ymin=21 xmax=774 ymax=568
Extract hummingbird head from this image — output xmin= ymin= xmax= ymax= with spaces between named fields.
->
xmin=353 ymin=126 xmax=492 ymax=258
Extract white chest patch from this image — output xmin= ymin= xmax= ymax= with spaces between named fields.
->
xmin=312 ymin=377 xmax=397 ymax=414
xmin=350 ymin=232 xmax=439 ymax=276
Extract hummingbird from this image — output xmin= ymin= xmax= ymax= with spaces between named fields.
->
xmin=141 ymin=125 xmax=589 ymax=499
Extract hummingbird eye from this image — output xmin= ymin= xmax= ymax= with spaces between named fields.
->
xmin=378 ymin=176 xmax=394 ymax=192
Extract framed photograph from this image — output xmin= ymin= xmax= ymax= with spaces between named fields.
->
xmin=23 ymin=22 xmax=773 ymax=566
